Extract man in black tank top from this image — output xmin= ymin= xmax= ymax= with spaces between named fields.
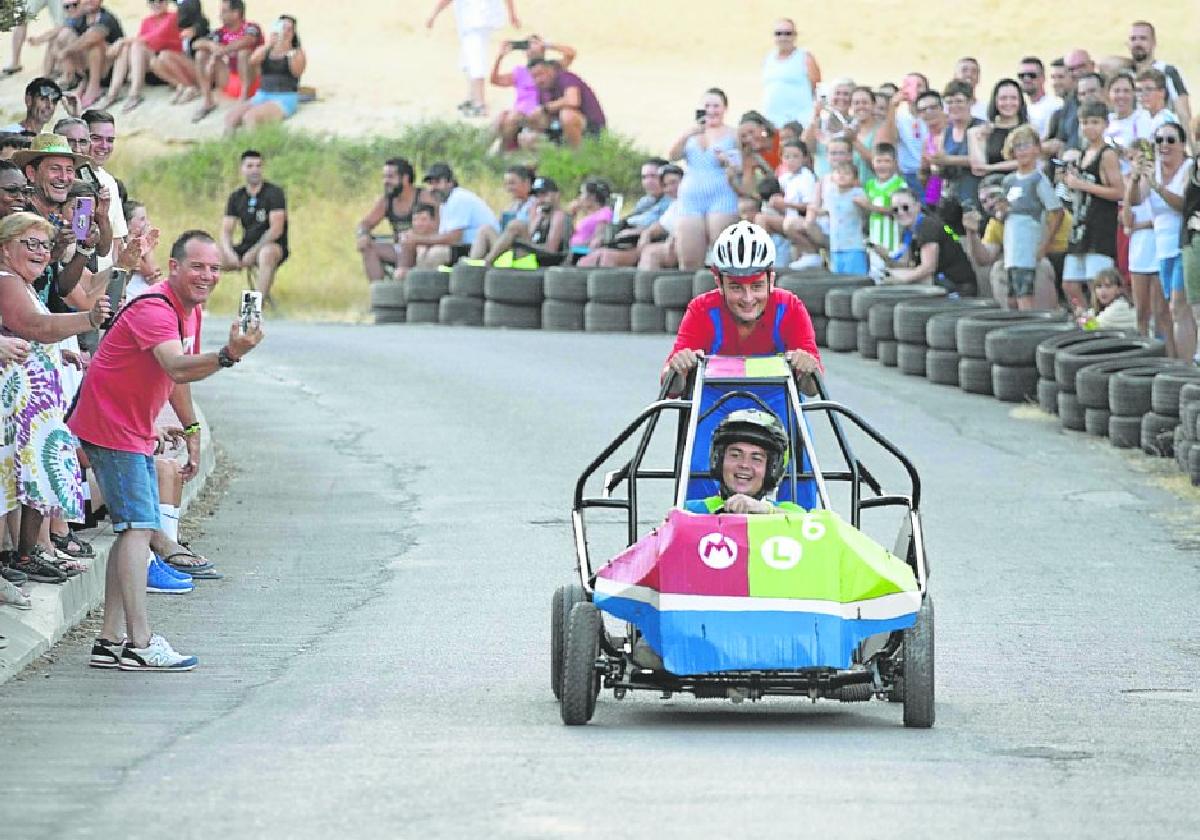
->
xmin=355 ymin=158 xmax=417 ymax=282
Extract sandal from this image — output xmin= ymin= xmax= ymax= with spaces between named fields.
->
xmin=191 ymin=102 xmax=217 ymax=123
xmin=2 ymin=65 xmax=22 ymax=76
xmin=163 ymin=545 xmax=222 ymax=579
xmin=121 ymin=94 xmax=144 ymax=113
xmin=51 ymin=530 xmax=94 ymax=559
xmin=0 ymin=577 xmax=31 ymax=610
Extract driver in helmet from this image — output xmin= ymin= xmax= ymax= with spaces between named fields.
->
xmin=665 ymin=220 xmax=823 ymax=393
xmin=684 ymin=410 xmax=806 ymax=514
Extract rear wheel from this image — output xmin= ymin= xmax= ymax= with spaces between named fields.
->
xmin=903 ymin=596 xmax=935 ymax=728
xmin=550 ymin=584 xmax=585 ymax=700
xmin=560 ymin=602 xmax=602 ymax=725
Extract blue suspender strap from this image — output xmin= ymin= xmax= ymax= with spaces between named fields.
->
xmin=772 ymin=302 xmax=786 ymax=352
xmin=708 ymin=306 xmax=723 ymax=355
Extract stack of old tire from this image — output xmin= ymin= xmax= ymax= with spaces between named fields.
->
xmin=1173 ymin=383 xmax=1200 ymax=484
xmin=1052 ymin=337 xmax=1166 ymax=432
xmin=585 ymin=268 xmax=636 ymax=332
xmin=651 ymin=270 xmax=695 ymax=333
xmin=1073 ymin=356 xmax=1178 ymax=437
xmin=484 ymin=267 xmax=544 ymax=329
xmin=892 ymin=299 xmax=995 ymax=377
xmin=1032 ymin=331 xmax=1126 ymax=414
xmin=976 ymin=317 xmax=1075 ymax=400
xmin=369 ymin=278 xmax=406 ymax=324
xmin=1105 ymin=363 xmax=1181 ymax=447
xmin=540 ymin=266 xmax=587 ymax=330
xmin=1147 ymin=369 xmax=1200 ymax=456
xmin=401 ymin=268 xmax=449 ymax=323
xmin=439 ymin=262 xmax=486 ymax=326
xmin=851 ymin=286 xmax=947 ymax=361
xmin=924 ymin=308 xmax=1034 ymax=387
xmin=777 ymin=272 xmax=871 ymax=349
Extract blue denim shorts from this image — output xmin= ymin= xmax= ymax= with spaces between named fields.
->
xmin=81 ymin=442 xmax=160 ymax=533
xmin=1159 ymin=253 xmax=1185 ymax=297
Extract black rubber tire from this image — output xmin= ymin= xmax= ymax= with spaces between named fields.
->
xmin=1084 ymin=407 xmax=1111 ymax=437
xmin=550 ymin=584 xmax=586 ymax=700
xmin=484 ymin=300 xmax=541 ymax=329
xmin=543 ymin=266 xmax=589 ymax=302
xmin=955 ymin=310 xmax=1062 ymax=359
xmin=692 ymin=269 xmax=715 ymax=300
xmin=541 ymin=299 xmax=585 ymax=331
xmin=857 ymin=321 xmax=879 ymax=359
xmin=867 ymin=301 xmax=901 ymax=340
xmin=587 ymin=269 xmax=636 ymax=304
xmin=1141 ymin=412 xmax=1178 ymax=456
xmin=992 ymin=364 xmax=1039 ymax=403
xmin=1188 ymin=444 xmax=1200 ymax=485
xmin=1174 ymin=433 xmax=1193 ymax=470
xmin=584 ymin=301 xmax=632 ymax=332
xmin=1151 ymin=369 xmax=1200 ymax=418
xmin=373 ymin=306 xmax=407 ymax=324
xmin=664 ymin=308 xmax=686 ymax=333
xmin=630 ymin=302 xmax=666 ymax=333
xmin=560 ymin=602 xmax=601 ymax=725
xmin=653 ymin=273 xmax=693 ymax=308
xmin=825 ymin=287 xmax=857 ymax=319
xmin=404 ymin=268 xmax=449 ymax=303
xmin=958 ymin=357 xmax=994 ymax=395
xmin=777 ymin=273 xmax=871 ymax=316
xmin=893 ymin=298 xmax=996 ymax=344
xmin=1058 ymin=391 xmax=1085 ymax=431
xmin=902 ymin=596 xmax=935 ymax=729
xmin=1180 ymin=383 xmax=1200 ymax=411
xmin=437 ymin=295 xmax=484 ymax=326
xmin=1109 ymin=364 xmax=1184 ymax=417
xmin=449 ymin=262 xmax=486 ymax=297
xmin=1034 ymin=329 xmax=1126 ymax=380
xmin=1108 ymin=414 xmax=1143 ymax=448
xmin=370 ymin=280 xmax=407 ymax=309
xmin=897 ymin=342 xmax=927 ymax=376
xmin=634 ymin=270 xmax=658 ymax=303
xmin=811 ymin=315 xmax=829 ymax=348
xmin=850 ymin=285 xmax=945 ymax=320
xmin=983 ymin=321 xmax=1076 ymax=366
xmin=485 ymin=268 xmax=545 ymax=304
xmin=1181 ymin=398 xmax=1200 ymax=441
xmin=877 ymin=339 xmax=899 ymax=367
xmin=926 ymin=349 xmax=961 ymax=386
xmin=1076 ymin=359 xmax=1175 ymax=411
xmin=926 ymin=309 xmax=989 ymax=351
xmin=825 ymin=318 xmax=858 ymax=352
xmin=405 ymin=301 xmax=440 ymax=324
xmin=1037 ymin=377 xmax=1059 ymax=414
xmin=1054 ymin=337 xmax=1166 ymax=393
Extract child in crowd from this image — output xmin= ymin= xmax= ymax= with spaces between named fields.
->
xmin=738 ymin=196 xmax=760 ymax=222
xmin=1078 ymin=267 xmax=1137 ymax=330
xmin=395 ymin=203 xmax=438 ymax=280
xmin=820 ymin=160 xmax=871 ymax=274
xmin=999 ymin=126 xmax=1064 ymax=310
xmin=863 ymin=142 xmax=905 ymax=253
xmin=757 ymin=140 xmax=819 ymax=268
xmin=753 ymin=176 xmax=790 ymax=266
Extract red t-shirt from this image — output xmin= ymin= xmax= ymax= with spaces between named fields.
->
xmin=138 ymin=10 xmax=182 ymax=53
xmin=68 ymin=282 xmax=202 ymax=455
xmin=667 ymin=287 xmax=821 ymax=366
xmin=217 ymin=20 xmax=264 ymax=50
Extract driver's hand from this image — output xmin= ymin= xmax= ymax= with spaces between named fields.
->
xmin=668 ymin=348 xmax=703 ymax=376
xmin=785 ymin=349 xmax=822 ymax=375
xmin=724 ymin=494 xmax=771 ymax=514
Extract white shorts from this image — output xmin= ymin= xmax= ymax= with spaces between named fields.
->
xmin=1062 ymin=253 xmax=1114 ymax=283
xmin=22 ymin=0 xmax=63 ymax=24
xmin=1128 ymin=229 xmax=1158 ymax=275
xmin=458 ymin=27 xmax=493 ymax=80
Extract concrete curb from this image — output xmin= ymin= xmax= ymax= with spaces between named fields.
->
xmin=0 ymin=406 xmax=216 ymax=685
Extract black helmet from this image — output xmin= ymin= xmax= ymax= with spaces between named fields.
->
xmin=709 ymin=409 xmax=790 ymax=498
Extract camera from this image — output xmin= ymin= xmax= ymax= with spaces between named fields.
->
xmin=510 ymin=39 xmax=530 ymax=50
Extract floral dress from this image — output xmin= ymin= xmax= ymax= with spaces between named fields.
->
xmin=0 ymin=276 xmax=84 ymax=520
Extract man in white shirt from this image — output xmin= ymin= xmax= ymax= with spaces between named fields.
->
xmin=1128 ymin=20 xmax=1191 ymax=149
xmin=1017 ymin=57 xmax=1062 ymax=139
xmin=81 ymin=109 xmax=127 ymax=271
xmin=396 ymin=162 xmax=498 ymax=270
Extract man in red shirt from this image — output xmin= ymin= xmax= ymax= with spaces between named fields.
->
xmin=665 ymin=221 xmax=822 ymax=391
xmin=68 ymin=229 xmax=262 ymax=672
xmin=190 ymin=0 xmax=263 ymax=122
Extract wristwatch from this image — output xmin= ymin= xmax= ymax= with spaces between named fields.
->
xmin=217 ymin=346 xmax=239 ymax=368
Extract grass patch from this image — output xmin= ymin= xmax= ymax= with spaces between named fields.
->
xmin=114 ymin=123 xmax=652 ymax=319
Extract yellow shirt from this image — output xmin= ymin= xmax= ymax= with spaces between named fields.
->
xmin=982 ymin=211 xmax=1072 ymax=254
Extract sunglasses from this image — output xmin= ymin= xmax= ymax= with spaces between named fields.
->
xmin=1136 ymin=86 xmax=1162 ymax=94
xmin=18 ymin=238 xmax=53 ymax=253
xmin=1155 ymin=135 xmax=1180 ymax=145
xmin=1017 ymin=71 xmax=1040 ymax=80
xmin=0 ymin=185 xmax=34 ymax=196
xmin=1012 ymin=141 xmax=1036 ymax=151
xmin=774 ymin=30 xmax=795 ymax=36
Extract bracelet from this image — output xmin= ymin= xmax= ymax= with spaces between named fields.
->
xmin=74 ymin=246 xmax=95 ymax=259
xmin=217 ymin=346 xmax=239 ymax=368
xmin=182 ymin=422 xmax=201 ymax=436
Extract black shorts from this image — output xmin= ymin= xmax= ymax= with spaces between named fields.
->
xmin=235 ymin=239 xmax=289 ymax=265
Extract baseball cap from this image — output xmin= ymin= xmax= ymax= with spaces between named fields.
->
xmin=531 ymin=176 xmax=559 ymax=194
xmin=422 ymin=162 xmax=455 ymax=183
xmin=25 ymin=77 xmax=62 ymax=101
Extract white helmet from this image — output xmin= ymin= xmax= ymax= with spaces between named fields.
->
xmin=711 ymin=221 xmax=776 ymax=277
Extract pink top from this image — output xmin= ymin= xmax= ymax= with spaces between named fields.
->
xmin=570 ymin=206 xmax=613 ymax=248
xmin=68 ymin=282 xmax=202 ymax=455
xmin=922 ymin=132 xmax=943 ymax=207
xmin=512 ymin=65 xmax=539 ymax=115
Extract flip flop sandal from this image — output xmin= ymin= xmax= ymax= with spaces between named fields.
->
xmin=122 ymin=94 xmax=144 ymax=113
xmin=191 ymin=103 xmax=216 ymax=123
xmin=2 ymin=65 xmax=22 ymax=76
xmin=0 ymin=578 xmax=31 ymax=610
xmin=163 ymin=550 xmax=214 ymax=572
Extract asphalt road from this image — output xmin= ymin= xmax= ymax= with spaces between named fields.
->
xmin=1 ymin=320 xmax=1198 ymax=839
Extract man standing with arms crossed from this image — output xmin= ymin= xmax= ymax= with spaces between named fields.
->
xmin=70 ymin=230 xmax=262 ymax=672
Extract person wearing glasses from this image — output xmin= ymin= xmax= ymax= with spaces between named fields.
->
xmin=2 ymin=77 xmax=62 ymax=136
xmin=1131 ymin=121 xmax=1196 ymax=362
xmin=0 ymin=160 xmax=34 ymax=218
xmin=761 ymin=18 xmax=819 ymax=130
xmin=874 ymin=187 xmax=977 ymax=298
xmin=1017 ymin=57 xmax=1061 ymax=139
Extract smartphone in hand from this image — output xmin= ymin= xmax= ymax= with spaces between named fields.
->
xmin=72 ymin=197 xmax=95 ymax=243
xmin=240 ymin=290 xmax=262 ymax=333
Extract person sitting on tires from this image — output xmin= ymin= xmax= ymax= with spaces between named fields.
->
xmin=684 ymin=410 xmax=806 ymax=514
xmin=664 ymin=220 xmax=822 ymax=393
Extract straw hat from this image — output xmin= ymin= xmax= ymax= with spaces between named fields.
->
xmin=12 ymin=133 xmax=93 ymax=169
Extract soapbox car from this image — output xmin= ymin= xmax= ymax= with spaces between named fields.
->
xmin=551 ymin=355 xmax=934 ymax=727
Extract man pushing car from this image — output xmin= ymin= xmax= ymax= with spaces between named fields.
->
xmin=664 ymin=220 xmax=823 ymax=393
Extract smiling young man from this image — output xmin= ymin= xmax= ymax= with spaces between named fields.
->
xmin=683 ymin=410 xmax=803 ymax=514
xmin=665 ymin=221 xmax=821 ymax=391
xmin=68 ymin=229 xmax=262 ymax=672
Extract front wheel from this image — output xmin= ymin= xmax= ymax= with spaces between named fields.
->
xmin=550 ymin=584 xmax=585 ymax=700
xmin=560 ymin=602 xmax=601 ymax=725
xmin=902 ymin=595 xmax=935 ymax=728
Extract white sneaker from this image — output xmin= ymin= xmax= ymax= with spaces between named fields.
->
xmin=118 ymin=634 xmax=199 ymax=672
xmin=789 ymin=254 xmax=824 ymax=270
